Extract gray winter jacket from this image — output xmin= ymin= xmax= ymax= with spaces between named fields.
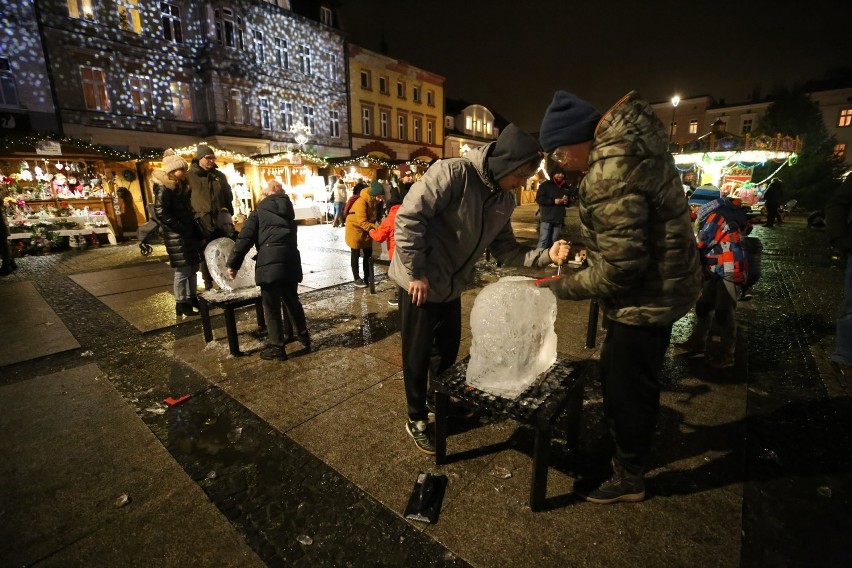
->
xmin=389 ymin=144 xmax=551 ymax=302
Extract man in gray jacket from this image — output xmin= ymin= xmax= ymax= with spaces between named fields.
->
xmin=389 ymin=124 xmax=570 ymax=455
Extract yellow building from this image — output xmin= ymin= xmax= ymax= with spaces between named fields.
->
xmin=347 ymin=44 xmax=445 ymax=169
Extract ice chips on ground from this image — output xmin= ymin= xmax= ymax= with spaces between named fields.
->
xmin=466 ymin=276 xmax=557 ymax=399
xmin=205 ymin=237 xmax=256 ymax=291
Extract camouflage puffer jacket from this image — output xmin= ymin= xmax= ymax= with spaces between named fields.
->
xmin=550 ymin=91 xmax=701 ymax=326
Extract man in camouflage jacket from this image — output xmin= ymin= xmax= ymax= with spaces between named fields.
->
xmin=537 ymin=91 xmax=701 ymax=504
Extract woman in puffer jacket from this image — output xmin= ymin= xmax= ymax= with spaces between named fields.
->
xmin=226 ymin=179 xmax=309 ymax=361
xmin=153 ymin=150 xmax=203 ymax=317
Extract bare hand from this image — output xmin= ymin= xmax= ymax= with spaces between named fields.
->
xmin=549 ymin=240 xmax=570 ymax=265
xmin=407 ymin=276 xmax=431 ymax=307
xmin=226 ymin=268 xmax=237 ymax=280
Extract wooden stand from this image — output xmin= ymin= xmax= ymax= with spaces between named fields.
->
xmin=198 ymin=288 xmax=266 ymax=356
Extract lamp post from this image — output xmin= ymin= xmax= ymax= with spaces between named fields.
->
xmin=669 ymin=95 xmax=680 ymax=146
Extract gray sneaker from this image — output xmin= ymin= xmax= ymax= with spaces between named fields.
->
xmin=584 ymin=461 xmax=645 ymax=504
xmin=405 ymin=420 xmax=436 ymax=455
xmin=354 ymin=278 xmax=368 ymax=288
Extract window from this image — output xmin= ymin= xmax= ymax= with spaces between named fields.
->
xmin=169 ymin=81 xmax=192 ymax=120
xmin=427 ymin=120 xmax=434 ymax=144
xmin=161 ymin=2 xmax=183 ymax=43
xmin=117 ymin=0 xmax=141 ymax=33
xmin=397 ymin=81 xmax=405 ymax=99
xmin=320 ymin=6 xmax=332 ymax=25
xmin=329 ymin=110 xmax=340 ymax=138
xmin=380 ymin=111 xmax=388 ymax=138
xmin=302 ymin=105 xmax=315 ymax=132
xmin=485 ymin=121 xmax=492 ymax=135
xmin=412 ymin=86 xmax=420 ymax=103
xmin=741 ymin=118 xmax=753 ymax=134
xmin=0 ymin=57 xmax=19 ymax=106
xmin=80 ymin=66 xmax=110 ymax=111
xmin=360 ymin=70 xmax=371 ymax=90
xmin=361 ymin=106 xmax=372 ymax=135
xmin=253 ymin=30 xmax=264 ymax=63
xmin=834 ymin=143 xmax=847 ymax=159
xmin=426 ymin=90 xmax=434 ymax=106
xmin=215 ymin=8 xmax=244 ymax=49
xmin=379 ymin=76 xmax=388 ymax=94
xmin=475 ymin=119 xmax=482 ymax=133
xmin=298 ymin=45 xmax=311 ymax=75
xmin=280 ymin=101 xmax=292 ymax=131
xmin=274 ymin=37 xmax=288 ymax=69
xmin=328 ymin=56 xmax=337 ymax=80
xmin=689 ymin=119 xmax=698 ymax=134
xmin=128 ymin=75 xmax=153 ymax=116
xmin=228 ymin=88 xmax=243 ymax=124
xmin=398 ymin=115 xmax=406 ymax=140
xmin=839 ymin=109 xmax=852 ymax=128
xmin=67 ymin=0 xmax=95 ymax=20
xmin=465 ymin=115 xmax=472 ymax=130
xmin=413 ymin=118 xmax=421 ymax=142
xmin=259 ymin=97 xmax=271 ymax=129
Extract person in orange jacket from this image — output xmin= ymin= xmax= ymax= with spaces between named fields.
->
xmin=369 ymin=191 xmax=402 ymax=306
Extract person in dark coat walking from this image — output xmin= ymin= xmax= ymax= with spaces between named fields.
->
xmin=226 ymin=179 xmax=309 ymax=361
xmin=153 ymin=150 xmax=203 ymax=317
xmin=763 ymin=178 xmax=784 ymax=227
xmin=535 ymin=167 xmax=572 ymax=249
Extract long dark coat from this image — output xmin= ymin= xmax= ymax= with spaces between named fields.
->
xmin=226 ymin=193 xmax=303 ymax=285
xmin=152 ymin=169 xmax=203 ymax=268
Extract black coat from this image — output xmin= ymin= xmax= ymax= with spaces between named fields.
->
xmin=227 ymin=193 xmax=303 ymax=285
xmin=152 ymin=170 xmax=203 ymax=268
xmin=536 ymin=180 xmax=569 ymax=224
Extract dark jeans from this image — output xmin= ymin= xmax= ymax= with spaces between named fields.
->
xmin=399 ymin=287 xmax=461 ymax=422
xmin=351 ymin=247 xmax=372 ymax=280
xmin=599 ymin=320 xmax=672 ymax=474
xmin=260 ymin=282 xmax=307 ymax=346
xmin=765 ymin=202 xmax=781 ymax=227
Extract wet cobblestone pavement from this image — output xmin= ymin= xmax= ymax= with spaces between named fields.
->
xmin=2 ymin=211 xmax=852 ymax=566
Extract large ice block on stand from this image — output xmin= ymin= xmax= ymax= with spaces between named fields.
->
xmin=204 ymin=237 xmax=256 ymax=292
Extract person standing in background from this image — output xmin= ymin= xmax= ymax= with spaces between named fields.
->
xmin=825 ymin=174 xmax=852 ymax=377
xmin=536 ymin=167 xmax=572 ymax=250
xmin=346 ymin=181 xmax=383 ymax=288
xmin=187 ymin=144 xmax=233 ymax=289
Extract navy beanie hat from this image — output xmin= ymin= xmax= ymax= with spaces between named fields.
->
xmin=369 ymin=180 xmax=384 ymax=196
xmin=488 ymin=123 xmax=543 ymax=181
xmin=538 ymin=91 xmax=602 ymax=152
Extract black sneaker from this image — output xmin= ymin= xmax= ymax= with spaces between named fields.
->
xmin=584 ymin=462 xmax=645 ymax=504
xmin=260 ymin=345 xmax=288 ymax=361
xmin=353 ymin=278 xmax=367 ymax=288
xmin=387 ymin=297 xmax=399 ymax=307
xmin=405 ymin=420 xmax=436 ymax=455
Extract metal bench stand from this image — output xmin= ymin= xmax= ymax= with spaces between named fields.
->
xmin=198 ymin=288 xmax=266 ymax=356
xmin=432 ymin=357 xmax=585 ymax=512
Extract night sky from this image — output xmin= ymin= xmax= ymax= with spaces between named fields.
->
xmin=337 ymin=0 xmax=852 ymax=133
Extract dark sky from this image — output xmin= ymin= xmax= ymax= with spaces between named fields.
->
xmin=337 ymin=0 xmax=852 ymax=133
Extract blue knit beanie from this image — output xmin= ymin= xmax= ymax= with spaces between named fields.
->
xmin=369 ymin=180 xmax=384 ymax=196
xmin=538 ymin=91 xmax=602 ymax=152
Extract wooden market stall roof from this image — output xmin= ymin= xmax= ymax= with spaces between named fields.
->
xmin=0 ymin=133 xmax=141 ymax=161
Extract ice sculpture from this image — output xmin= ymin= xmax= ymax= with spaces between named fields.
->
xmin=466 ymin=276 xmax=557 ymax=398
xmin=204 ymin=237 xmax=256 ymax=292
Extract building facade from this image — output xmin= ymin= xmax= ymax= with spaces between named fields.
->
xmin=347 ymin=44 xmax=444 ymax=163
xmin=22 ymin=0 xmax=350 ymax=158
xmin=652 ymin=87 xmax=852 ymax=167
xmin=442 ymin=99 xmax=504 ymax=159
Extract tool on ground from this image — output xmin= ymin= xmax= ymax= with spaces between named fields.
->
xmin=403 ymin=472 xmax=447 ymax=524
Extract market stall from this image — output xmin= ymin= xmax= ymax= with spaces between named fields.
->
xmin=251 ymin=150 xmax=329 ymax=223
xmin=0 ymin=135 xmax=138 ymax=254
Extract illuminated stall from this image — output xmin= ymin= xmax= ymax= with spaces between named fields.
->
xmin=673 ymin=124 xmax=802 ymax=203
xmin=251 ymin=149 xmax=329 ymax=223
xmin=0 ymin=135 xmax=139 ymax=253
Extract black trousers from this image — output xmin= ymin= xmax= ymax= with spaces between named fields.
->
xmin=398 ymin=287 xmax=461 ymax=422
xmin=260 ymin=282 xmax=307 ymax=346
xmin=350 ymin=247 xmax=372 ymax=280
xmin=599 ymin=320 xmax=672 ymax=474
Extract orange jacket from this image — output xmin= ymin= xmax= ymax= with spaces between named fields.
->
xmin=369 ymin=203 xmax=400 ymax=259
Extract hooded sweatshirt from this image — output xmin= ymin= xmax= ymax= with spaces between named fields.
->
xmin=389 ymin=141 xmax=551 ymax=303
xmin=546 ymin=91 xmax=702 ymax=326
xmin=226 ymin=192 xmax=302 ymax=285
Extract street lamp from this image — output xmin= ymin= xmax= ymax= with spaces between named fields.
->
xmin=669 ymin=95 xmax=680 ymax=145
